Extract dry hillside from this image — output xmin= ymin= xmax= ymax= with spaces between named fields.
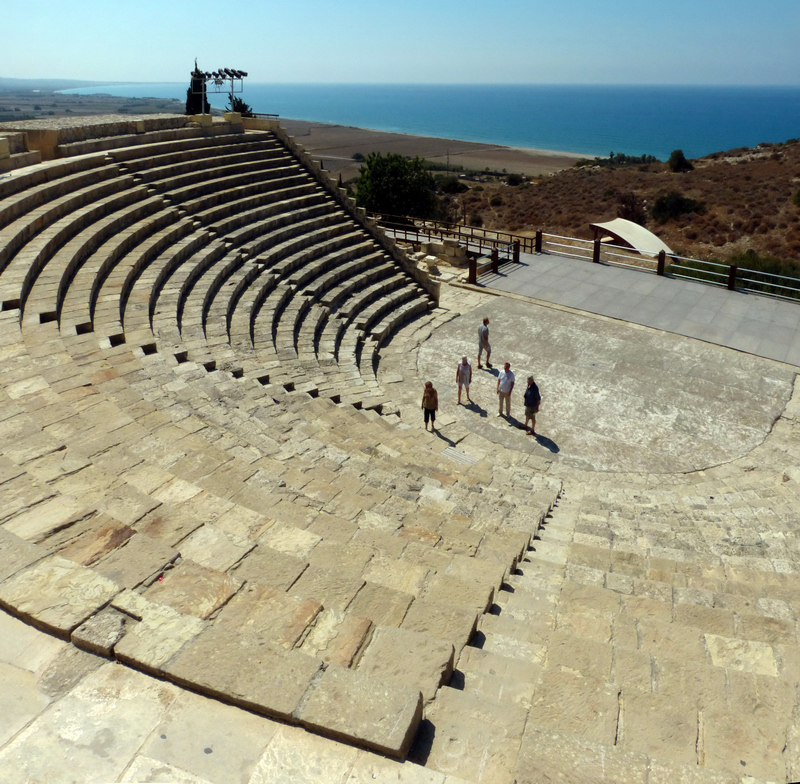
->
xmin=448 ymin=140 xmax=800 ymax=264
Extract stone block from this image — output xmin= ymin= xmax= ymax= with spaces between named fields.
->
xmin=299 ymin=608 xmax=372 ymax=667
xmin=704 ymin=633 xmax=778 ymax=677
xmin=401 ymin=598 xmax=477 ymax=653
xmin=231 ymin=545 xmax=308 ymax=590
xmin=112 ymin=590 xmax=206 ymax=675
xmin=176 ymin=523 xmax=255 ymax=571
xmin=513 ymin=725 xmax=649 ymax=784
xmin=357 ymin=626 xmax=454 ymax=702
xmin=70 ymin=605 xmax=132 ymax=657
xmin=0 ymin=555 xmax=120 ymax=638
xmin=530 ymin=668 xmax=620 ymax=744
xmin=54 ymin=516 xmax=136 ymax=566
xmin=94 ymin=532 xmax=179 ymax=589
xmin=422 ymin=572 xmax=494 ymax=615
xmin=139 ymin=689 xmax=278 ymax=784
xmin=143 ymin=560 xmax=242 ymax=619
xmin=164 ymin=625 xmax=321 ymax=722
xmin=214 ymin=583 xmax=322 ymax=649
xmin=0 ymin=527 xmax=43 ymax=582
xmin=249 ymin=724 xmax=360 ymax=784
xmin=347 ymin=582 xmax=414 ymax=627
xmin=257 ymin=521 xmax=321 ymax=558
xmin=2 ymin=495 xmax=93 ymax=543
xmin=0 ymin=663 xmax=179 ymax=783
xmin=296 ymin=664 xmax=422 ymax=759
xmin=288 ymin=565 xmax=365 ymax=611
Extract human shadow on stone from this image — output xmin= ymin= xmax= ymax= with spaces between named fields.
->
xmin=504 ymin=414 xmax=525 ymax=430
xmin=534 ymin=433 xmax=559 ymax=453
xmin=432 ymin=429 xmax=457 ymax=447
xmin=463 ymin=399 xmax=488 ymax=418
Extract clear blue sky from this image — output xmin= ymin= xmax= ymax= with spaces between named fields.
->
xmin=4 ymin=0 xmax=799 ymax=85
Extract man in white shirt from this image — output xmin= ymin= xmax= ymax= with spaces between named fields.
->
xmin=496 ymin=362 xmax=515 ymax=417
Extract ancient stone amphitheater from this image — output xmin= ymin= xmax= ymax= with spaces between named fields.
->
xmin=0 ymin=113 xmax=799 ymax=784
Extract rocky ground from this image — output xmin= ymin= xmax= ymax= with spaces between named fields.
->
xmin=448 ymin=140 xmax=800 ymax=265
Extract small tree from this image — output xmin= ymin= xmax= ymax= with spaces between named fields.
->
xmin=226 ymin=93 xmax=253 ymax=117
xmin=355 ymin=152 xmax=438 ymax=219
xmin=617 ymin=192 xmax=648 ymax=226
xmin=185 ymin=60 xmax=210 ymax=115
xmin=668 ymin=149 xmax=694 ymax=173
xmin=650 ymin=191 xmax=705 ymax=223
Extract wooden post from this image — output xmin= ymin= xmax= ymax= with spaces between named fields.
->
xmin=728 ymin=264 xmax=737 ymax=290
xmin=657 ymin=250 xmax=666 ymax=276
xmin=491 ymin=247 xmax=499 ymax=273
xmin=513 ymin=240 xmax=520 ymax=263
xmin=535 ymin=229 xmax=543 ymax=253
xmin=593 ymin=239 xmax=601 ymax=264
xmin=468 ymin=257 xmax=477 ymax=285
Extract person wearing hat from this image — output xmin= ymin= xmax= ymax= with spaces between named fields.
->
xmin=456 ymin=355 xmax=472 ymax=404
xmin=523 ymin=375 xmax=541 ymax=435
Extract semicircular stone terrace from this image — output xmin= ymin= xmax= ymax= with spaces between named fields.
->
xmin=1 ymin=115 xmax=800 ymax=782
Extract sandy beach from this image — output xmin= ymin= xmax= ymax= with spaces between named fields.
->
xmin=279 ymin=118 xmax=586 ymax=181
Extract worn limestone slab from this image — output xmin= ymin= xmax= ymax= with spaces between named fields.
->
xmin=165 ymin=625 xmax=322 ymax=722
xmin=112 ymin=589 xmax=206 ymax=675
xmin=0 ymin=527 xmax=43 ymax=582
xmin=231 ymin=545 xmax=308 ymax=590
xmin=299 ymin=608 xmax=373 ymax=668
xmin=347 ymin=581 xmax=414 ymax=627
xmin=704 ymin=633 xmax=779 ymax=677
xmin=94 ymin=531 xmax=179 ymax=588
xmin=288 ymin=565 xmax=366 ymax=612
xmin=55 ymin=515 xmax=136 ymax=566
xmin=138 ymin=688 xmax=279 ymax=784
xmin=296 ymin=664 xmax=423 ymax=759
xmin=143 ymin=560 xmax=242 ymax=619
xmin=176 ymin=523 xmax=255 ymax=572
xmin=214 ymin=582 xmax=322 ymax=649
xmin=0 ymin=554 xmax=120 ymax=638
xmin=248 ymin=724 xmax=360 ymax=784
xmin=357 ymin=626 xmax=454 ymax=702
xmin=71 ymin=605 xmax=132 ymax=657
xmin=401 ymin=599 xmax=478 ymax=653
xmin=0 ymin=661 xmax=179 ymax=784
xmin=2 ymin=494 xmax=93 ymax=543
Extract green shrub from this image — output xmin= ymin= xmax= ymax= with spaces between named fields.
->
xmin=437 ymin=175 xmax=468 ymax=194
xmin=651 ymin=191 xmax=705 ymax=223
xmin=506 ymin=173 xmax=524 ymax=186
xmin=792 ymin=190 xmax=800 ymax=208
xmin=468 ymin=212 xmax=483 ymax=227
xmin=668 ymin=149 xmax=694 ymax=173
xmin=352 ymin=152 xmax=365 ymax=162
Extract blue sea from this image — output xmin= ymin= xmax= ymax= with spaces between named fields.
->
xmin=61 ymin=83 xmax=800 ymax=161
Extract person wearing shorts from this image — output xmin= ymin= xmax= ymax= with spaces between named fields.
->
xmin=524 ymin=375 xmax=541 ymax=435
xmin=421 ymin=381 xmax=438 ymax=431
xmin=478 ymin=318 xmax=491 ymax=368
xmin=456 ymin=356 xmax=472 ymax=404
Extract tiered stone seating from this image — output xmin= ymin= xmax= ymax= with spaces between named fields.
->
xmin=0 ymin=118 xmax=560 ymax=762
xmin=4 ymin=115 xmax=796 ymax=782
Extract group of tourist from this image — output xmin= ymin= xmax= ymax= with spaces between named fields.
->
xmin=421 ymin=317 xmax=542 ymax=436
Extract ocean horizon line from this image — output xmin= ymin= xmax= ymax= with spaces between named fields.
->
xmin=57 ymin=82 xmax=800 ymax=161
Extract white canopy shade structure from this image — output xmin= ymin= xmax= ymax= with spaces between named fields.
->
xmin=590 ymin=217 xmax=675 ymax=259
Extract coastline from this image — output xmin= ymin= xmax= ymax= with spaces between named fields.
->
xmin=278 ymin=118 xmax=586 ymax=181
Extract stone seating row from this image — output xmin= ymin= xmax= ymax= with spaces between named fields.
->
xmin=1 ymin=129 xmax=433 ymax=420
